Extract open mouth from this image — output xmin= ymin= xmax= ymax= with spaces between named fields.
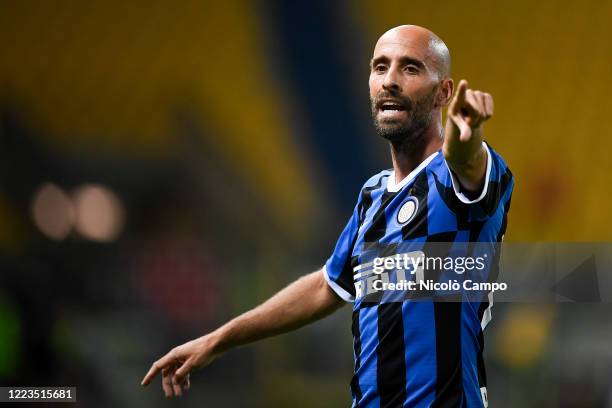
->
xmin=377 ymin=100 xmax=408 ymax=119
xmin=379 ymin=102 xmax=406 ymax=112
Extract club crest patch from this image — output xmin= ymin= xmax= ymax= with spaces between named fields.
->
xmin=397 ymin=197 xmax=418 ymax=224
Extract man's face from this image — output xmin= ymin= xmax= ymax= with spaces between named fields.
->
xmin=369 ymin=30 xmax=441 ymax=144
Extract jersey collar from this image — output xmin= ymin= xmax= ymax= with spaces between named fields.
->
xmin=386 ymin=151 xmax=439 ymax=193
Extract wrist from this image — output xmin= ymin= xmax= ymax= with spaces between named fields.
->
xmin=446 ymin=143 xmax=488 ymax=193
xmin=445 ymin=142 xmax=485 ymax=170
xmin=207 ymin=325 xmax=230 ymax=355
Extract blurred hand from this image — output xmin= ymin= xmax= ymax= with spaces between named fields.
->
xmin=141 ymin=334 xmax=220 ymax=398
xmin=141 ymin=269 xmax=341 ymax=398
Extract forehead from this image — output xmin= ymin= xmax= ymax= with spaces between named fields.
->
xmin=372 ymin=30 xmax=432 ymax=61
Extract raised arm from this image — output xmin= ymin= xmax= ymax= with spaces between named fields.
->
xmin=141 ymin=268 xmax=345 ymax=397
xmin=443 ymin=79 xmax=494 ymax=193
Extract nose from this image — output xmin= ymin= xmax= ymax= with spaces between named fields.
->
xmin=382 ymin=67 xmax=401 ymax=93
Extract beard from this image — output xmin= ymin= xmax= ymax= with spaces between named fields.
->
xmin=370 ymin=88 xmax=437 ymax=148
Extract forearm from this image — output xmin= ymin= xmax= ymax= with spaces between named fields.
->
xmin=209 ymin=269 xmax=345 ymax=355
xmin=444 ymin=142 xmax=487 ymax=192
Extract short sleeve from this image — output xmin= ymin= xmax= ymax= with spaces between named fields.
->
xmin=444 ymin=141 xmax=514 ymax=215
xmin=323 ymin=197 xmax=362 ymax=303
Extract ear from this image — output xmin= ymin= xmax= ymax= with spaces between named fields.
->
xmin=436 ymin=78 xmax=454 ymax=107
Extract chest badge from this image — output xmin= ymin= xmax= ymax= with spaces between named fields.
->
xmin=397 ymin=197 xmax=419 ymax=224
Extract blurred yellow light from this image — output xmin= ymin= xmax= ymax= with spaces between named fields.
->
xmin=495 ymin=305 xmax=555 ymax=368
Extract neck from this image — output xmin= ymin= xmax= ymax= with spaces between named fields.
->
xmin=390 ymin=116 xmax=443 ymax=184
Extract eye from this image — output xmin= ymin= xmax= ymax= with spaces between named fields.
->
xmin=374 ymin=64 xmax=387 ymax=73
xmin=405 ymin=65 xmax=419 ymax=74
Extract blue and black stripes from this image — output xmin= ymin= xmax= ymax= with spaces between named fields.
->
xmin=325 ymin=144 xmax=514 ymax=407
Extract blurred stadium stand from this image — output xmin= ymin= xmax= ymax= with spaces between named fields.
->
xmin=1 ymin=0 xmax=612 ymax=407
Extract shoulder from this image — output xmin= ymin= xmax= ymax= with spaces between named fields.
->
xmin=361 ymin=169 xmax=393 ymax=191
xmin=350 ymin=169 xmax=392 ymax=208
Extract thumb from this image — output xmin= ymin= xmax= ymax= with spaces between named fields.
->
xmin=457 ymin=118 xmax=472 ymax=142
xmin=447 ymin=114 xmax=472 ymax=143
xmin=173 ymin=359 xmax=192 ymax=384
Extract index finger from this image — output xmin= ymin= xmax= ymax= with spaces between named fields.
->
xmin=453 ymin=80 xmax=468 ymax=108
xmin=141 ymin=353 xmax=175 ymax=386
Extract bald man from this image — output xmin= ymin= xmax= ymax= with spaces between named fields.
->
xmin=142 ymin=25 xmax=513 ymax=407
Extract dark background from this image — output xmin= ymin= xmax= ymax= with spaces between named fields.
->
xmin=1 ymin=0 xmax=611 ymax=406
